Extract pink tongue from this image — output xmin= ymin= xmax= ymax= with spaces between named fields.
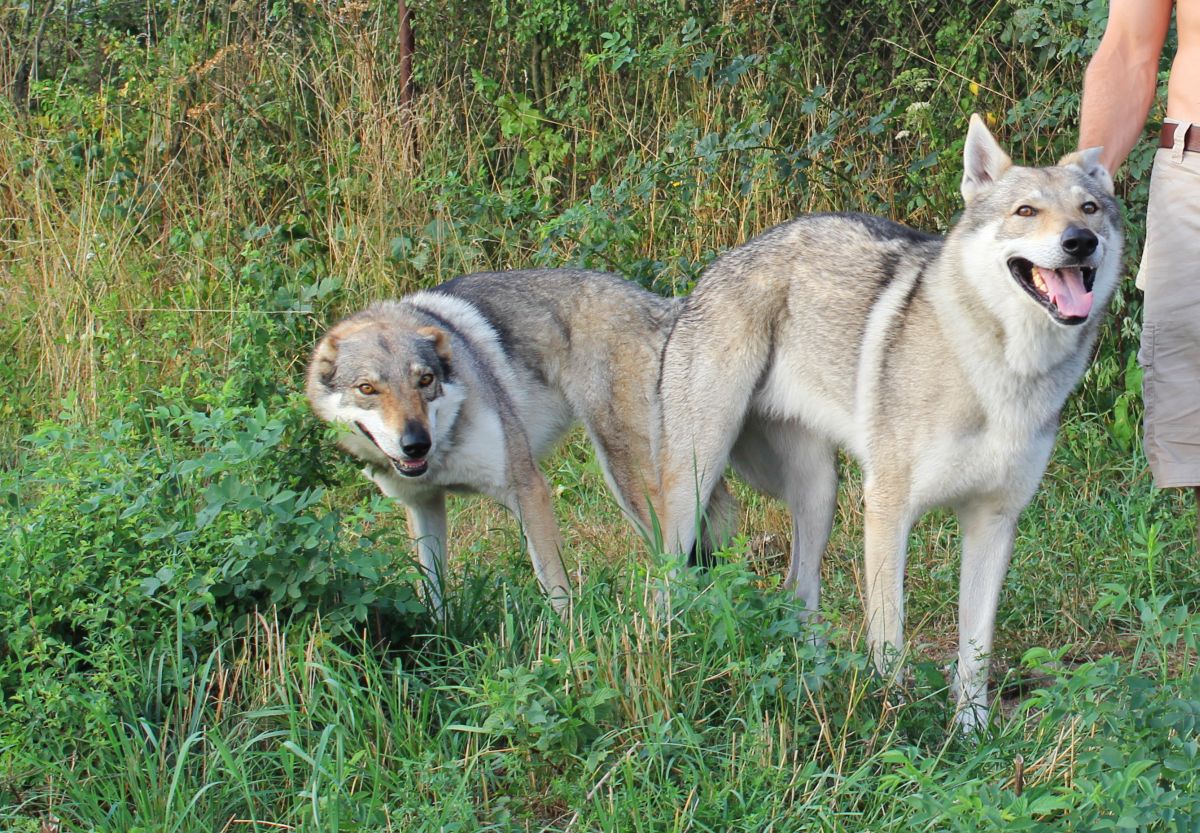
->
xmin=1036 ymin=266 xmax=1093 ymax=318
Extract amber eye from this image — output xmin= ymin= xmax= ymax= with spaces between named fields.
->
xmin=418 ymin=373 xmax=434 ymax=388
xmin=356 ymin=383 xmax=377 ymax=395
xmin=1015 ymin=205 xmax=1037 ymax=217
xmin=1081 ymin=201 xmax=1098 ymax=215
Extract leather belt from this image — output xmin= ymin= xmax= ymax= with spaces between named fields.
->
xmin=1158 ymin=123 xmax=1200 ymax=153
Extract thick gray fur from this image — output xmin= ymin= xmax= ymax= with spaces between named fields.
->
xmin=308 ymin=268 xmax=736 ymax=614
xmin=655 ymin=116 xmax=1124 ymax=729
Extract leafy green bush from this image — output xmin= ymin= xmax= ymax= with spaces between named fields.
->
xmin=7 ymin=556 xmax=1195 ymax=832
xmin=3 ymin=0 xmax=1166 ymax=438
xmin=0 ymin=229 xmax=429 ymax=764
xmin=0 ymin=389 xmax=425 ymax=752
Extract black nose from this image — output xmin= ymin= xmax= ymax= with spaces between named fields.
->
xmin=1061 ymin=226 xmax=1098 ymax=258
xmin=400 ymin=424 xmax=431 ymax=458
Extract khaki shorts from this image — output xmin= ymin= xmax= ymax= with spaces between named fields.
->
xmin=1136 ymin=121 xmax=1200 ymax=489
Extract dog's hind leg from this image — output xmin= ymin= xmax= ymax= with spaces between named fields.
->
xmin=585 ymin=427 xmax=658 ymax=538
xmin=732 ymin=417 xmax=837 ymax=620
xmin=780 ymin=444 xmax=838 ymax=621
xmin=694 ymin=479 xmax=739 ymax=566
xmin=405 ymin=494 xmax=449 ymax=616
xmin=953 ymin=503 xmax=1018 ymax=731
xmin=584 ymin=405 xmax=740 ymax=566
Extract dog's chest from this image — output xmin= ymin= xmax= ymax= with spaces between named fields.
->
xmin=432 ymin=406 xmax=510 ymax=494
xmin=907 ymin=414 xmax=1056 ymax=512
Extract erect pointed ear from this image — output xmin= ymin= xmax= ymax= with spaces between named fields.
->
xmin=306 ymin=331 xmax=342 ymax=405
xmin=417 ymin=326 xmax=452 ymax=364
xmin=961 ymin=113 xmax=1013 ymax=203
xmin=1058 ymin=146 xmax=1115 ymax=195
xmin=306 ymin=318 xmax=369 ymax=400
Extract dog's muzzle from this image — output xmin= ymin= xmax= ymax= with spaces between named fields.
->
xmin=391 ymin=455 xmax=429 ymax=477
xmin=394 ymin=425 xmax=431 ymax=477
xmin=355 ymin=421 xmax=430 ymax=477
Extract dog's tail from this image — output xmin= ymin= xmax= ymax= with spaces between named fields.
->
xmin=655 ymin=270 xmax=781 ymax=558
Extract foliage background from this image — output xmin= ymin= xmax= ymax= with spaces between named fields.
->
xmin=1 ymin=0 xmax=1197 ymax=830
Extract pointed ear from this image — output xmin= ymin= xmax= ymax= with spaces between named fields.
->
xmin=306 ymin=318 xmax=369 ymax=399
xmin=417 ymin=326 xmax=452 ymax=364
xmin=1058 ymin=146 xmax=1115 ymax=195
xmin=961 ymin=114 xmax=1013 ymax=203
xmin=306 ymin=331 xmax=342 ymax=403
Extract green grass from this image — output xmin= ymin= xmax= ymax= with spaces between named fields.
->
xmin=2 ymin=413 xmax=1198 ymax=831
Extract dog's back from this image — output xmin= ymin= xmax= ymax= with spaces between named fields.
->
xmin=434 ymin=268 xmax=677 ymax=407
xmin=434 ymin=269 xmax=689 ymax=530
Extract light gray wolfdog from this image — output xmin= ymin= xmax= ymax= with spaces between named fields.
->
xmin=307 ymin=269 xmax=735 ymax=614
xmin=654 ymin=115 xmax=1123 ymax=729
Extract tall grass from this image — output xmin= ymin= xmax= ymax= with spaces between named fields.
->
xmin=1 ymin=0 xmax=1140 ymax=432
xmin=7 ymin=542 xmax=1199 ymax=831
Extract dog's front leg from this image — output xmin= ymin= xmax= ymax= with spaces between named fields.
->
xmin=954 ymin=504 xmax=1018 ymax=732
xmin=405 ymin=495 xmax=449 ymax=616
xmin=361 ymin=466 xmax=452 ymax=616
xmin=862 ymin=490 xmax=914 ymax=676
xmin=503 ymin=467 xmax=571 ymax=615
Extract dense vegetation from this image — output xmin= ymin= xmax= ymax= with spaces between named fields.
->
xmin=2 ymin=0 xmax=1197 ymax=830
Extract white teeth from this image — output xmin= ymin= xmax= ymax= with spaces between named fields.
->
xmin=1033 ymin=270 xmax=1048 ymax=294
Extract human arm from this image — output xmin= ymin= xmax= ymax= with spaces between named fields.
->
xmin=1079 ymin=0 xmax=1174 ymax=173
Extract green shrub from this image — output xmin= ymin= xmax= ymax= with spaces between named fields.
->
xmin=0 ymin=390 xmax=425 ymax=742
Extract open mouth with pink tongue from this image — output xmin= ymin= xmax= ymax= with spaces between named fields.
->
xmin=1007 ymin=258 xmax=1095 ymax=325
